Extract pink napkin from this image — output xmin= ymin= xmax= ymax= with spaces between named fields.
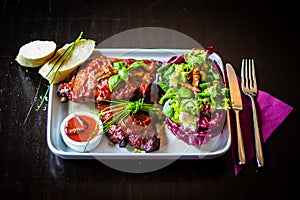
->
xmin=231 ymin=86 xmax=293 ymax=175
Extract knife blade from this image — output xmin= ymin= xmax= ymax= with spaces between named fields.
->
xmin=226 ymin=63 xmax=246 ymax=165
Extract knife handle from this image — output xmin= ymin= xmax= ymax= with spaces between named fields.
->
xmin=234 ymin=110 xmax=246 ymax=165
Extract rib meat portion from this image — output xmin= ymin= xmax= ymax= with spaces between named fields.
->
xmin=57 ymin=56 xmax=162 ymax=152
xmin=107 ymin=112 xmax=160 ymax=152
xmin=57 ymin=56 xmax=116 ymax=103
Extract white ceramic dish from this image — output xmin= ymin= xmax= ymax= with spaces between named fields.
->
xmin=60 ymin=112 xmax=103 ymax=152
xmin=47 ymin=48 xmax=231 ymax=159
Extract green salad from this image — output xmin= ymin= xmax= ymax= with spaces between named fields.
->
xmin=157 ymin=49 xmax=231 ymax=145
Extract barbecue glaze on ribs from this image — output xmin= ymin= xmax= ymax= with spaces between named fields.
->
xmin=57 ymin=56 xmax=162 ymax=152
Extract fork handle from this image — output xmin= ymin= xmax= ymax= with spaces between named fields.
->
xmin=234 ymin=110 xmax=246 ymax=165
xmin=250 ymin=97 xmax=264 ymax=168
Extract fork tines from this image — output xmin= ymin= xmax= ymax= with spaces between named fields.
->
xmin=241 ymin=59 xmax=257 ymax=95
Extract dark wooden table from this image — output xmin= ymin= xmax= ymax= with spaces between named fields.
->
xmin=1 ymin=0 xmax=299 ymax=199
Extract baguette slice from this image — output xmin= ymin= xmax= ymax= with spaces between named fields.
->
xmin=39 ymin=39 xmax=95 ymax=84
xmin=16 ymin=40 xmax=56 ymax=67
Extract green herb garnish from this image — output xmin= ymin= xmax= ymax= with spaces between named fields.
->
xmin=108 ymin=61 xmax=147 ymax=92
xmin=36 ymin=32 xmax=83 ymax=111
xmin=99 ymin=98 xmax=161 ymax=133
xmin=83 ymin=116 xmax=102 ymax=152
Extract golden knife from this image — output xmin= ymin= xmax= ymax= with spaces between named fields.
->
xmin=226 ymin=63 xmax=246 ymax=165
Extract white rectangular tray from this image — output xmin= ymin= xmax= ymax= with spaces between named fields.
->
xmin=47 ymin=48 xmax=231 ymax=159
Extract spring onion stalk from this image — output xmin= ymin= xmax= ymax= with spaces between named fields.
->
xmin=83 ymin=118 xmax=101 ymax=152
xmin=99 ymin=99 xmax=161 ymax=133
xmin=36 ymin=32 xmax=83 ymax=111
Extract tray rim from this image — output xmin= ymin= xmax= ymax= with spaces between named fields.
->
xmin=46 ymin=48 xmax=231 ymax=159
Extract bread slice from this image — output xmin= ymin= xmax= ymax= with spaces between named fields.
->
xmin=39 ymin=39 xmax=95 ymax=84
xmin=16 ymin=40 xmax=56 ymax=67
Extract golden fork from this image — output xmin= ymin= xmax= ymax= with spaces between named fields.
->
xmin=241 ymin=59 xmax=264 ymax=168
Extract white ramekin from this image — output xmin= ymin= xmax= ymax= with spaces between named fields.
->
xmin=60 ymin=111 xmax=103 ymax=152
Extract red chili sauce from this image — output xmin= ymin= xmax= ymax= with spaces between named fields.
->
xmin=64 ymin=115 xmax=98 ymax=142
